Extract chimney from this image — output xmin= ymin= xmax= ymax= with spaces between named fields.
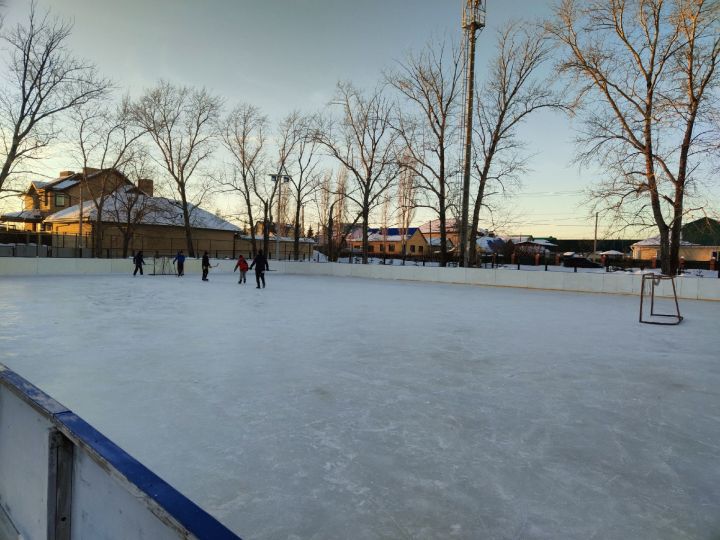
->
xmin=58 ymin=170 xmax=75 ymax=178
xmin=138 ymin=179 xmax=153 ymax=196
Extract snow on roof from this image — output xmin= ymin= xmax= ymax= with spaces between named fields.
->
xmin=476 ymin=236 xmax=503 ymax=251
xmin=0 ymin=209 xmax=43 ymax=221
xmin=631 ymin=236 xmax=697 ymax=247
xmin=31 ymin=181 xmax=49 ymax=189
xmin=419 ymin=219 xmax=459 ymax=233
xmin=45 ymin=186 xmax=241 ymax=232
xmin=51 ymin=178 xmax=80 ymax=190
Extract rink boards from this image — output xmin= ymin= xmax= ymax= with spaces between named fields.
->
xmin=0 ymin=363 xmax=239 ymax=540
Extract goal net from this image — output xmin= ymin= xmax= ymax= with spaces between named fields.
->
xmin=639 ymin=273 xmax=683 ymax=325
xmin=151 ymin=257 xmax=176 ymax=276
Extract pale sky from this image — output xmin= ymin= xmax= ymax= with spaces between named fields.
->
xmin=0 ymin=0 xmax=645 ymax=239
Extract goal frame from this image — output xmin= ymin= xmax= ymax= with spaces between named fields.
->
xmin=150 ymin=257 xmax=176 ymax=276
xmin=639 ymin=273 xmax=683 ymax=325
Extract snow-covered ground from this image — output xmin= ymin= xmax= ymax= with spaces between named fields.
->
xmin=1 ymin=273 xmax=719 ymax=539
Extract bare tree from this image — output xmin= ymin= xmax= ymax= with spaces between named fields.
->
xmin=289 ymin=120 xmax=323 ymax=259
xmin=69 ymin=96 xmax=146 ymax=256
xmin=219 ymin=103 xmax=268 ymax=256
xmin=132 ymin=81 xmax=222 ymax=257
xmin=0 ymin=2 xmax=109 ymax=199
xmin=548 ymin=0 xmax=720 ymax=275
xmin=468 ymin=21 xmax=562 ymax=265
xmin=255 ymin=111 xmax=303 ymax=258
xmin=388 ymin=42 xmax=464 ymax=266
xmin=396 ymin=155 xmax=417 ymax=263
xmin=104 ymin=148 xmax=160 ymax=258
xmin=314 ymin=83 xmax=401 ymax=263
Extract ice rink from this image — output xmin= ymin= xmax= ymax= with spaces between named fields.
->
xmin=1 ymin=270 xmax=719 ymax=539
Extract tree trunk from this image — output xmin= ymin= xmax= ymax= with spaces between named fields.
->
xmin=293 ymin=201 xmax=301 ymax=260
xmin=179 ymin=187 xmax=195 ymax=257
xmin=439 ymin=213 xmax=447 ymax=267
xmin=361 ymin=205 xmax=369 ymax=264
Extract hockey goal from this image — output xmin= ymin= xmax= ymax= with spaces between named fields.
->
xmin=151 ymin=257 xmax=176 ymax=276
xmin=639 ymin=273 xmax=683 ymax=325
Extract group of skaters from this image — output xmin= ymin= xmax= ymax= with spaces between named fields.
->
xmin=132 ymin=249 xmax=270 ymax=289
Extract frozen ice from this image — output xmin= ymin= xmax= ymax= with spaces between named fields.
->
xmin=0 ymin=270 xmax=719 ymax=539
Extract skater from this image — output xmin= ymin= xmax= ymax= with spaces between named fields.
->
xmin=201 ymin=251 xmax=211 ymax=281
xmin=173 ymin=250 xmax=185 ymax=277
xmin=133 ymin=250 xmax=145 ymax=276
xmin=233 ymin=254 xmax=249 ymax=284
xmin=249 ymin=249 xmax=269 ymax=289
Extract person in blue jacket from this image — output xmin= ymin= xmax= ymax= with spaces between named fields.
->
xmin=173 ymin=250 xmax=186 ymax=277
xmin=249 ymin=249 xmax=269 ymax=288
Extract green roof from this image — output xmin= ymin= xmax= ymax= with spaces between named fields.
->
xmin=682 ymin=218 xmax=720 ymax=245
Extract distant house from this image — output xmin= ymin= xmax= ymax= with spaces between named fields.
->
xmin=1 ymin=168 xmax=252 ymax=258
xmin=506 ymin=236 xmax=558 ymax=255
xmin=42 ymin=183 xmax=243 ymax=257
xmin=631 ymin=218 xmax=720 ymax=261
xmin=348 ymin=227 xmax=430 ymax=257
xmin=0 ymin=168 xmax=130 ymax=232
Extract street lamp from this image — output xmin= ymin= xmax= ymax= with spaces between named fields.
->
xmin=270 ymin=174 xmax=291 ymax=260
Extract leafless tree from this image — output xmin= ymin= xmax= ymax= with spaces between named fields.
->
xmin=219 ymin=103 xmax=268 ymax=255
xmin=255 ymin=111 xmax=303 ymax=258
xmin=314 ymin=83 xmax=401 ymax=263
xmin=468 ymin=21 xmax=562 ymax=265
xmin=289 ymin=121 xmax=323 ymax=260
xmin=0 ymin=2 xmax=109 ymax=199
xmin=69 ymin=96 xmax=146 ymax=256
xmin=387 ymin=42 xmax=464 ymax=266
xmin=104 ymin=148 xmax=160 ymax=258
xmin=548 ymin=0 xmax=720 ymax=275
xmin=396 ymin=154 xmax=417 ymax=263
xmin=131 ymin=81 xmax=222 ymax=257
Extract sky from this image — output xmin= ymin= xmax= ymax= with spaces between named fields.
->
xmin=0 ymin=0 xmax=683 ymax=239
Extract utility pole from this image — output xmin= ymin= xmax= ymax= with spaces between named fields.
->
xmin=271 ymin=173 xmax=291 ymax=260
xmin=593 ymin=211 xmax=599 ymax=262
xmin=459 ymin=0 xmax=486 ymax=268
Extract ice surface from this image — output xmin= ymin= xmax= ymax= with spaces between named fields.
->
xmin=1 ymin=271 xmax=719 ymax=539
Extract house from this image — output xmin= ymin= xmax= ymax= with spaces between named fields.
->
xmin=1 ymin=168 xmax=317 ymax=259
xmin=418 ymin=218 xmax=462 ymax=246
xmin=348 ymin=227 xmax=431 ymax=257
xmin=631 ymin=218 xmax=720 ymax=261
xmin=0 ymin=168 xmax=130 ymax=232
xmin=506 ymin=236 xmax=558 ymax=255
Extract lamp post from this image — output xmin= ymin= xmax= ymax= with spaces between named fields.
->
xmin=270 ymin=174 xmax=291 ymax=260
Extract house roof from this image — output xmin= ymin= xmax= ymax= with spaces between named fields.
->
xmin=631 ymin=236 xmax=698 ymax=247
xmin=0 ymin=209 xmax=43 ymax=222
xmin=44 ymin=186 xmax=241 ymax=232
xmin=348 ymin=227 xmax=419 ymax=240
xmin=419 ymin=219 xmax=460 ymax=233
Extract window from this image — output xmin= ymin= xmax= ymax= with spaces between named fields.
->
xmin=368 ymin=245 xmax=374 ymax=253
xmin=389 ymin=244 xmax=395 ymax=252
xmin=419 ymin=245 xmax=424 ymax=253
xmin=410 ymin=245 xmax=416 ymax=253
xmin=54 ymin=193 xmax=67 ymax=207
xmin=380 ymin=244 xmax=385 ymax=252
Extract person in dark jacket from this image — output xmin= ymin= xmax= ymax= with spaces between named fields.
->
xmin=173 ymin=250 xmax=185 ymax=277
xmin=133 ymin=251 xmax=145 ymax=276
xmin=249 ymin=249 xmax=269 ymax=288
xmin=201 ymin=251 xmax=211 ymax=281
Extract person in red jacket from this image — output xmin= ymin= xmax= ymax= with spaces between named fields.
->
xmin=233 ymin=254 xmax=249 ymax=284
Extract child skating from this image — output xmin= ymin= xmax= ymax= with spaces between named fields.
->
xmin=234 ymin=254 xmax=249 ymax=284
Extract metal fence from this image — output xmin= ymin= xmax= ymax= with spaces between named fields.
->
xmin=0 ymin=230 xmax=314 ymax=261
